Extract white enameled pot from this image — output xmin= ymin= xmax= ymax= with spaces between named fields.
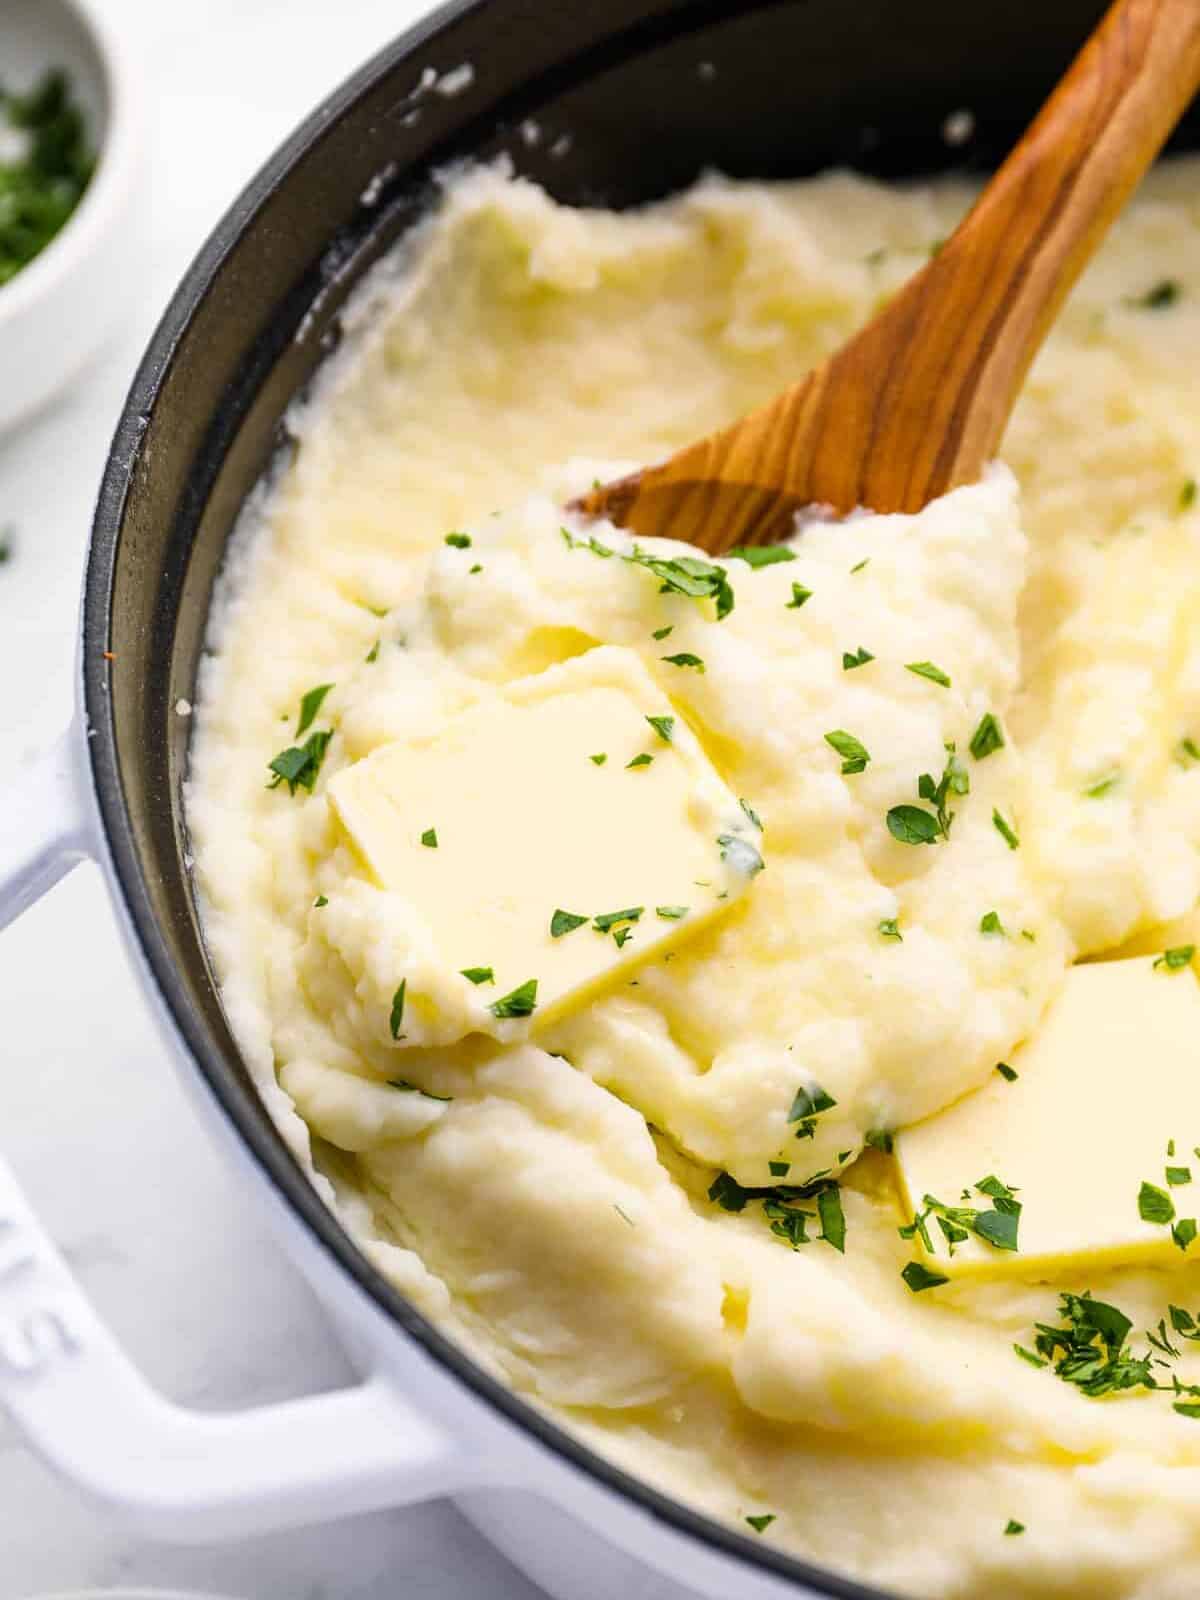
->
xmin=0 ymin=2 xmax=1108 ymax=1596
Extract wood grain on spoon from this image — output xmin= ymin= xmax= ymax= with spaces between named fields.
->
xmin=575 ymin=0 xmax=1200 ymax=553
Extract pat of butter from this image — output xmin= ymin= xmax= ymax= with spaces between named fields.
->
xmin=896 ymin=957 xmax=1200 ymax=1279
xmin=328 ymin=646 xmax=759 ymax=1028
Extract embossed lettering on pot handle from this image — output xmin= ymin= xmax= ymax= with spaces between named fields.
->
xmin=0 ymin=728 xmax=476 ymax=1538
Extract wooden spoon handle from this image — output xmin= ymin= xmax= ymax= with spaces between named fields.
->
xmin=578 ymin=0 xmax=1200 ymax=550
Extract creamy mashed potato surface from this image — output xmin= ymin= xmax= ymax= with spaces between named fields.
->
xmin=188 ymin=163 xmax=1200 ymax=1598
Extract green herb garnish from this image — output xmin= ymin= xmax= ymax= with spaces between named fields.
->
xmin=652 ymin=625 xmax=673 ymax=640
xmin=551 ymin=909 xmax=588 ymax=938
xmin=824 ymin=729 xmax=870 ymax=774
xmin=627 ymin=753 xmax=654 ymax=769
xmin=992 ymin=808 xmax=1020 ymax=849
xmin=787 ymin=583 xmax=812 ymax=609
xmin=901 ymin=1261 xmax=949 ymax=1292
xmin=980 ymin=910 xmax=1006 ymax=936
xmin=817 ymin=1185 xmax=846 ymax=1252
xmin=1154 ymin=946 xmax=1195 ymax=972
xmin=313 ymin=895 xmax=328 ymax=908
xmin=561 ymin=528 xmax=736 ymax=619
xmin=646 ymin=714 xmax=675 ymax=743
xmin=490 ymin=979 xmax=538 ymax=1019
xmin=1180 ymin=479 xmax=1197 ymax=513
xmin=878 ymin=918 xmax=902 ymax=941
xmin=1004 ymin=1521 xmax=1025 ymax=1537
xmin=1083 ymin=771 xmax=1120 ymax=799
xmin=661 ymin=652 xmax=705 ymax=671
xmin=1140 ymin=1181 xmax=1176 ymax=1225
xmin=996 ymin=1062 xmax=1018 ymax=1082
xmin=745 ymin=1514 xmax=776 ymax=1533
xmin=969 ymin=713 xmax=1004 ymax=760
xmin=842 ymin=646 xmax=874 ymax=670
xmin=444 ymin=532 xmax=471 ymax=548
xmin=460 ymin=966 xmax=494 ymax=984
xmin=1167 ymin=1166 xmax=1193 ymax=1186
xmin=589 ymin=753 xmax=607 ymax=765
xmin=420 ymin=827 xmax=438 ymax=848
xmin=365 ymin=640 xmax=380 ymax=663
xmin=593 ymin=907 xmax=643 ymax=933
xmin=865 ymin=1128 xmax=894 ymax=1154
xmin=296 ymin=683 xmax=334 ymax=736
xmin=905 ymin=660 xmax=951 ymax=688
xmin=1129 ymin=279 xmax=1181 ymax=310
xmin=1030 ymin=1291 xmax=1155 ymax=1397
xmin=886 ymin=805 xmax=940 ymax=845
xmin=729 ymin=545 xmax=795 ymax=568
xmin=656 ymin=904 xmax=688 ymax=920
xmin=1174 ymin=1218 xmax=1198 ymax=1253
xmin=0 ymin=71 xmax=94 ymax=288
xmin=389 ymin=980 xmax=406 ymax=1040
xmin=268 ymin=730 xmax=332 ymax=795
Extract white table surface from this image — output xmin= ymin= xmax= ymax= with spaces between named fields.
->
xmin=0 ymin=3 xmax=544 ymax=1595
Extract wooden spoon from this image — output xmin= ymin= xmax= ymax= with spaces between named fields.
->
xmin=575 ymin=0 xmax=1200 ymax=552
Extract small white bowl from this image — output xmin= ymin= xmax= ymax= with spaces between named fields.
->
xmin=0 ymin=0 xmax=145 ymax=433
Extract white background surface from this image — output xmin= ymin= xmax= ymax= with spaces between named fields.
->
xmin=0 ymin=2 xmax=544 ymax=1595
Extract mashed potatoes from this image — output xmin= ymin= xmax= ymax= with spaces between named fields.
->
xmin=187 ymin=163 xmax=1200 ymax=1598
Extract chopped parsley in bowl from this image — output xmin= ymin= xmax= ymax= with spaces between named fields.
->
xmin=0 ymin=69 xmax=94 ymax=289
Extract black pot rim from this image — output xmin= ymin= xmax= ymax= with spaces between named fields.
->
xmin=81 ymin=5 xmax=891 ymax=1597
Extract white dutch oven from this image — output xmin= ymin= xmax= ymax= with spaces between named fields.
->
xmin=0 ymin=3 xmax=1129 ymax=1597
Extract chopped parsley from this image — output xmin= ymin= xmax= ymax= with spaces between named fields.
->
xmin=887 ymin=805 xmax=940 ymax=845
xmin=1177 ymin=737 xmax=1200 ymax=768
xmin=817 ymin=1185 xmax=846 ymax=1252
xmin=627 ymin=753 xmax=654 ymax=769
xmin=444 ymin=531 xmax=471 ymax=548
xmin=460 ymin=966 xmax=494 ymax=984
xmin=652 ymin=625 xmax=674 ymax=640
xmin=788 ymin=1082 xmax=837 ymax=1141
xmin=850 ymin=557 xmax=870 ymax=574
xmin=728 ymin=545 xmax=795 ymax=568
xmin=824 ymin=729 xmax=870 ymax=774
xmin=908 ymin=1177 xmax=1022 ymax=1255
xmin=268 ymin=729 xmax=332 ymax=795
xmin=1004 ymin=1520 xmax=1025 ymax=1537
xmin=787 ymin=583 xmax=812 ymax=609
xmin=969 ymin=712 xmax=1005 ymax=760
xmin=1167 ymin=1166 xmax=1193 ymax=1186
xmin=593 ymin=907 xmax=643 ymax=933
xmin=296 ymin=683 xmax=334 ymax=736
xmin=614 ymin=927 xmax=633 ymax=948
xmin=550 ymin=909 xmax=588 ymax=938
xmin=313 ymin=895 xmax=328 ymax=908
xmin=768 ymin=1160 xmax=791 ymax=1177
xmin=388 ymin=1078 xmax=452 ymax=1102
xmin=1174 ymin=1217 xmax=1198 ymax=1253
xmin=842 ymin=646 xmax=874 ymax=670
xmin=561 ymin=527 xmax=736 ymax=619
xmin=389 ymin=981 xmax=406 ymax=1040
xmin=1029 ymin=1291 xmax=1155 ymax=1397
xmin=1129 ymin=278 xmax=1181 ymax=310
xmin=745 ymin=1513 xmax=776 ymax=1533
xmin=878 ymin=918 xmax=902 ymax=941
xmin=865 ymin=1128 xmax=894 ymax=1154
xmin=490 ymin=978 xmax=538 ymax=1019
xmin=420 ymin=827 xmax=438 ymax=848
xmin=589 ymin=753 xmax=607 ymax=765
xmin=905 ymin=660 xmax=951 ymax=688
xmin=996 ymin=1061 xmax=1019 ymax=1082
xmin=646 ymin=714 xmax=675 ymax=743
xmin=0 ymin=71 xmax=95 ymax=289
xmin=661 ymin=652 xmax=705 ymax=671
xmin=1083 ymin=771 xmax=1120 ymax=799
xmin=901 ymin=1261 xmax=949 ymax=1292
xmin=656 ymin=904 xmax=688 ymax=919
xmin=740 ymin=798 xmax=763 ymax=830
xmin=1139 ymin=1181 xmax=1176 ymax=1226
xmin=1181 ymin=478 xmax=1197 ymax=513
xmin=980 ymin=910 xmax=1006 ymax=936
xmin=1154 ymin=946 xmax=1195 ymax=972
xmin=365 ymin=640 xmax=381 ymax=663
xmin=992 ymin=808 xmax=1020 ymax=849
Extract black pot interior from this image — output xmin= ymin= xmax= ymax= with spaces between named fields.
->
xmin=83 ymin=1 xmax=1200 ymax=1594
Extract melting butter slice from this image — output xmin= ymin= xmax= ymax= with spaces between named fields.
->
xmin=328 ymin=645 xmax=759 ymax=1029
xmin=896 ymin=957 xmax=1200 ymax=1279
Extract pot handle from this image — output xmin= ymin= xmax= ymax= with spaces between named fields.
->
xmin=0 ymin=733 xmax=478 ymax=1537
